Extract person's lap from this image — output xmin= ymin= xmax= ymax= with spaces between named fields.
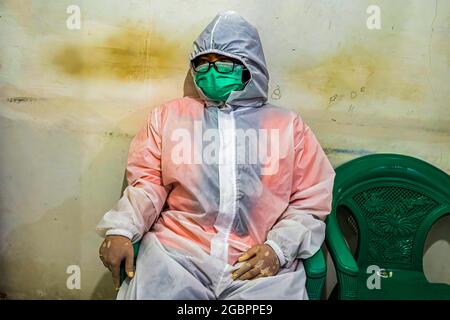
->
xmin=118 ymin=232 xmax=307 ymax=300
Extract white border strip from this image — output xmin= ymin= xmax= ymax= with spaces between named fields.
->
xmin=210 ymin=109 xmax=237 ymax=262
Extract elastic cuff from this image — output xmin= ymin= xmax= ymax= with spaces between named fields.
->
xmin=264 ymin=240 xmax=286 ymax=267
xmin=105 ymin=229 xmax=133 ymax=240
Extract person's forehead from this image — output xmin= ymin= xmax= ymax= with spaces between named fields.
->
xmin=198 ymin=53 xmax=233 ymax=60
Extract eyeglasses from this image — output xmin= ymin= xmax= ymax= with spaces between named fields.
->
xmin=191 ymin=60 xmax=243 ymax=74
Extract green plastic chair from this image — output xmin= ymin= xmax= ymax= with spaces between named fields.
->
xmin=326 ymin=153 xmax=450 ymax=300
xmin=120 ymin=243 xmax=327 ymax=300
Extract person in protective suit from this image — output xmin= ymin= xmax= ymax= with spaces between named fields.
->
xmin=97 ymin=10 xmax=335 ymax=300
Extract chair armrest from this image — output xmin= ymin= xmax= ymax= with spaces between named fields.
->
xmin=304 ymin=246 xmax=327 ymax=279
xmin=325 ymin=214 xmax=359 ymax=276
xmin=304 ymin=246 xmax=327 ymax=300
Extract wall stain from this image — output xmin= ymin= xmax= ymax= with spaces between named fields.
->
xmin=103 ymin=131 xmax=133 ymax=139
xmin=51 ymin=23 xmax=187 ymax=80
xmin=323 ymin=147 xmax=373 ymax=156
xmin=289 ymin=45 xmax=424 ymax=107
xmin=6 ymin=97 xmax=45 ymax=103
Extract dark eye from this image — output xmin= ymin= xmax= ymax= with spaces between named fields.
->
xmin=193 ymin=58 xmax=207 ymax=67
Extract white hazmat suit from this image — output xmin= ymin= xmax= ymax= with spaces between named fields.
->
xmin=96 ymin=10 xmax=335 ymax=300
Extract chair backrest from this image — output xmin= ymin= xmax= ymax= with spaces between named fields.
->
xmin=331 ymin=154 xmax=450 ymax=272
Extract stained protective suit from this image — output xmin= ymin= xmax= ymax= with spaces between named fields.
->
xmin=96 ymin=10 xmax=335 ymax=299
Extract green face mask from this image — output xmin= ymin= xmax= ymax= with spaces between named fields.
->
xmin=194 ymin=61 xmax=246 ymax=102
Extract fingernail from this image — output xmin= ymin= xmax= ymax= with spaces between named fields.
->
xmin=127 ymin=271 xmax=134 ymax=278
xmin=115 ymin=287 xmax=120 ymax=291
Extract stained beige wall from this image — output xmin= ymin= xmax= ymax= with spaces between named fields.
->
xmin=0 ymin=0 xmax=448 ymax=299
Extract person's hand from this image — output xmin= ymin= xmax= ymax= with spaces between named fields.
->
xmin=99 ymin=235 xmax=134 ymax=290
xmin=231 ymin=244 xmax=280 ymax=281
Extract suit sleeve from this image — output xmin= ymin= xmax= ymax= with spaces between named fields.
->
xmin=96 ymin=107 xmax=171 ymax=243
xmin=265 ymin=116 xmax=335 ymax=268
